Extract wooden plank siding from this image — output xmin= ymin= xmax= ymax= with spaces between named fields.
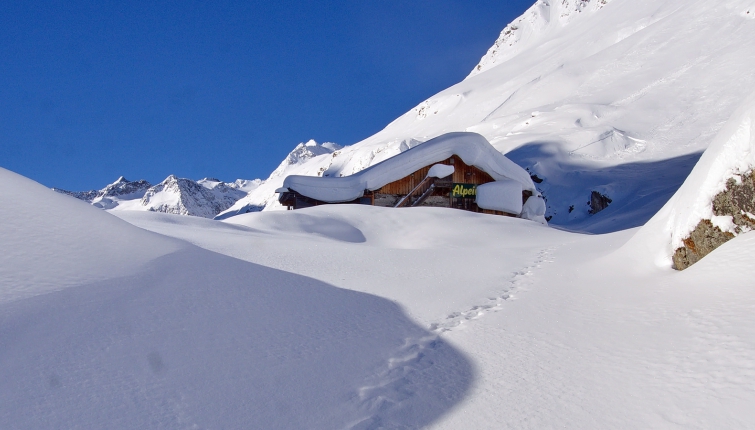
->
xmin=374 ymin=155 xmax=494 ymax=196
xmin=281 ymin=155 xmax=507 ymax=213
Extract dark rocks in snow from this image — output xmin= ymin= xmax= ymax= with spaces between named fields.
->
xmin=588 ymin=191 xmax=612 ymax=214
xmin=530 ymin=174 xmax=544 ymax=183
xmin=673 ymin=171 xmax=755 ymax=270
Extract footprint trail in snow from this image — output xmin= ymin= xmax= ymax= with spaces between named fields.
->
xmin=430 ymin=247 xmax=555 ymax=333
xmin=349 ymin=247 xmax=556 ymax=429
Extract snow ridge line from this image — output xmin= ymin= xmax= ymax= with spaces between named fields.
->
xmin=348 ymin=247 xmax=555 ymax=428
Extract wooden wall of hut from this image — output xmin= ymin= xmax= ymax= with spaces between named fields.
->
xmin=375 ymin=155 xmax=494 ymax=196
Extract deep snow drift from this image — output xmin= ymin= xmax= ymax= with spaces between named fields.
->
xmin=0 ymin=168 xmax=473 ymax=429
xmin=114 ymin=203 xmax=755 ymax=429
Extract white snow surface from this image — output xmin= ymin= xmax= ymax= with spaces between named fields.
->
xmin=475 ymin=179 xmax=524 ymax=215
xmin=3 ymin=169 xmax=755 ymax=428
xmin=426 ymin=163 xmax=455 ymax=179
xmin=282 ymin=132 xmax=536 ymax=205
xmin=116 ymin=204 xmax=755 ymax=428
xmin=0 ymin=168 xmax=181 ymax=303
xmin=626 ymin=90 xmax=755 ymax=267
xmin=468 ymin=0 xmax=614 ymax=78
xmin=215 ymin=139 xmax=342 ymax=219
xmin=6 ymin=0 xmax=755 ymax=427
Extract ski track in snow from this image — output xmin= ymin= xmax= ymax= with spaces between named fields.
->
xmin=351 ymin=246 xmax=556 ymax=428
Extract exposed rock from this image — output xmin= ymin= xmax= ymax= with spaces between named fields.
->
xmin=588 ymin=191 xmax=612 ymax=214
xmin=672 ymin=220 xmax=735 ymax=269
xmin=673 ymin=170 xmax=755 ymax=270
xmin=712 ymin=172 xmax=755 ymax=230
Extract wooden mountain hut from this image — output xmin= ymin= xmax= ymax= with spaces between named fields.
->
xmin=277 ymin=132 xmax=546 ymax=221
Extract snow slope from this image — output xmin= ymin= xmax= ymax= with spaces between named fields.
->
xmin=113 ymin=203 xmax=755 ymax=428
xmin=0 ymin=170 xmax=472 ymax=429
xmin=4 ymin=162 xmax=755 ymax=427
xmin=216 ymin=139 xmax=342 ymax=219
xmin=625 ymin=89 xmax=755 ymax=267
xmin=0 ymin=168 xmax=181 ymax=303
xmin=228 ymin=0 xmax=755 ymax=233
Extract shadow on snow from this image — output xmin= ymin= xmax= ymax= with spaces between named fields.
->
xmin=506 ymin=142 xmax=703 ymax=234
xmin=0 ymin=247 xmax=472 ymax=429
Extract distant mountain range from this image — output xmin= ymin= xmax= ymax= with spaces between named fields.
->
xmin=53 ymin=139 xmax=339 ymax=219
xmin=54 ymin=175 xmax=260 ymax=219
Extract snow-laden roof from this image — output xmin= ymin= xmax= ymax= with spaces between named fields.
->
xmin=282 ymin=132 xmax=536 ymax=203
xmin=475 ymin=180 xmax=523 ymax=214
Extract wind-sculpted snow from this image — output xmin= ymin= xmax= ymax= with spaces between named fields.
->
xmin=114 ymin=204 xmax=755 ymax=428
xmin=0 ymin=168 xmax=181 ymax=303
xmin=0 ymin=170 xmax=473 ymax=428
xmin=468 ymin=0 xmax=613 ymax=78
xmin=0 ymin=249 xmax=473 ymax=429
xmin=625 ymin=90 xmax=755 ymax=267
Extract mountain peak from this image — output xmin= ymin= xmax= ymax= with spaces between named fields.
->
xmin=468 ymin=0 xmax=613 ymax=78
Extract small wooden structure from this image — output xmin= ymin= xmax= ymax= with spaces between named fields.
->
xmin=279 ymin=154 xmax=531 ymax=215
xmin=277 ymin=132 xmax=542 ymax=218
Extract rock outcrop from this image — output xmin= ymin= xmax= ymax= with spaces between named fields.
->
xmin=673 ymin=170 xmax=755 ymax=270
xmin=588 ymin=191 xmax=612 ymax=214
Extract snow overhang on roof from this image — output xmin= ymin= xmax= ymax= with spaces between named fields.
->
xmin=281 ymin=132 xmax=536 ymax=203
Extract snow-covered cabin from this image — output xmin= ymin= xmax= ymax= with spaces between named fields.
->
xmin=277 ymin=132 xmax=546 ymax=222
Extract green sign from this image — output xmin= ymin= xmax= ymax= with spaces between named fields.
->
xmin=451 ymin=183 xmax=477 ymax=198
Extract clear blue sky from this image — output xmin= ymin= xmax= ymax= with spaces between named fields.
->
xmin=1 ymin=0 xmax=533 ymax=191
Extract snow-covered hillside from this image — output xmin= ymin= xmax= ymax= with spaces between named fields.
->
xmin=232 ymin=0 xmax=755 ymax=233
xmin=624 ymin=89 xmax=755 ymax=269
xmin=216 ymin=139 xmax=342 ymax=219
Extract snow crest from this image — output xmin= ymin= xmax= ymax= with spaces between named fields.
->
xmin=468 ymin=0 xmax=613 ymax=78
